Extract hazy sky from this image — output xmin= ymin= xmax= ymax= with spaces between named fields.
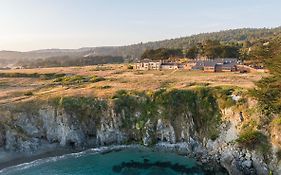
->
xmin=0 ymin=0 xmax=281 ymax=51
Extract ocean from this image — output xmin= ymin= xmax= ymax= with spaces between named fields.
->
xmin=0 ymin=145 xmax=224 ymax=175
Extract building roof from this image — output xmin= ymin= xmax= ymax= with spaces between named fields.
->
xmin=192 ymin=58 xmax=238 ymax=69
xmin=161 ymin=63 xmax=178 ymax=66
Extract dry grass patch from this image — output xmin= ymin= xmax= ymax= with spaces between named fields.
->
xmin=0 ymin=64 xmax=266 ymax=104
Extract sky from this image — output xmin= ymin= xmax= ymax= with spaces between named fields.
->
xmin=0 ymin=0 xmax=281 ymax=51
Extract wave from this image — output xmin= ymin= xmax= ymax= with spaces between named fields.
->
xmin=0 ymin=144 xmax=141 ymax=174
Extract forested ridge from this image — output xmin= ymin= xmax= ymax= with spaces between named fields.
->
xmin=1 ymin=27 xmax=281 ymax=67
xmin=100 ymin=27 xmax=281 ymax=58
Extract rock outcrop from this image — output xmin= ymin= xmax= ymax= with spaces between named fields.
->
xmin=0 ymin=91 xmax=279 ymax=175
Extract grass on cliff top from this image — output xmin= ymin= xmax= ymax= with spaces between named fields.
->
xmin=0 ymin=65 xmax=265 ymax=105
xmin=51 ymin=96 xmax=108 ymax=122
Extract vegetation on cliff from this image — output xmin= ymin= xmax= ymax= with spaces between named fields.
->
xmin=52 ymin=96 xmax=108 ymax=123
xmin=237 ymin=119 xmax=271 ymax=158
xmin=251 ymin=34 xmax=281 ymax=118
xmin=235 ymin=33 xmax=281 ymax=157
xmin=109 ymin=88 xmax=223 ymax=141
xmin=13 ymin=87 xmax=229 ymax=144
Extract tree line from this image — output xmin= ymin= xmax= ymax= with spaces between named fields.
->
xmin=141 ymin=40 xmax=240 ymax=60
xmin=17 ymin=55 xmax=124 ymax=68
xmin=94 ymin=27 xmax=281 ymax=58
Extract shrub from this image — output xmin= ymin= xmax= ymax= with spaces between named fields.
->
xmin=39 ymin=73 xmax=66 ymax=80
xmin=100 ymin=85 xmax=112 ymax=89
xmin=237 ymin=130 xmax=263 ymax=146
xmin=127 ymin=65 xmax=134 ymax=69
xmin=236 ymin=129 xmax=270 ymax=156
xmin=212 ymin=86 xmax=236 ymax=109
xmin=53 ymin=75 xmax=88 ymax=85
xmin=112 ymin=90 xmax=158 ymax=132
xmin=251 ymin=75 xmax=281 ymax=117
xmin=53 ymin=75 xmax=105 ymax=85
xmin=159 ymin=80 xmax=174 ymax=88
xmin=90 ymin=76 xmax=106 ymax=83
xmin=272 ymin=117 xmax=281 ymax=125
xmin=24 ymin=91 xmax=34 ymax=96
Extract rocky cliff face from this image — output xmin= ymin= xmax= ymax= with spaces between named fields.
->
xmin=0 ymin=89 xmax=280 ymax=174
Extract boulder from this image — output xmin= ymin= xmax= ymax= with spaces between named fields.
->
xmin=220 ymin=150 xmax=243 ymax=175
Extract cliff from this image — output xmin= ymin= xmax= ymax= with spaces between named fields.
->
xmin=0 ymin=87 xmax=280 ymax=174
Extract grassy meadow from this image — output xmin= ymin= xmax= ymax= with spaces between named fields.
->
xmin=0 ymin=64 xmax=267 ymax=105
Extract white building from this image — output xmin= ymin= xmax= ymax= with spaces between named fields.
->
xmin=135 ymin=60 xmax=162 ymax=70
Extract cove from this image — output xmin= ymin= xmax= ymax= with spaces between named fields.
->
xmin=0 ymin=145 xmax=228 ymax=175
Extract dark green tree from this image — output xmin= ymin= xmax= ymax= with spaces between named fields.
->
xmin=252 ymin=35 xmax=281 ymax=117
xmin=186 ymin=46 xmax=199 ymax=59
xmin=202 ymin=40 xmax=223 ymax=59
xmin=221 ymin=45 xmax=240 ymax=58
xmin=141 ymin=48 xmax=183 ymax=60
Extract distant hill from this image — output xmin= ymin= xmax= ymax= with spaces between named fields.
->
xmin=1 ymin=27 xmax=281 ymax=67
xmin=0 ymin=50 xmax=88 ymax=67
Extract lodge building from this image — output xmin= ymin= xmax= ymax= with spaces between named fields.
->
xmin=135 ymin=58 xmax=239 ymax=72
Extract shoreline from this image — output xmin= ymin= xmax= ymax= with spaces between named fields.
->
xmin=0 ymin=147 xmax=76 ymax=171
xmin=0 ymin=144 xmax=228 ymax=174
xmin=0 ymin=145 xmax=142 ymax=172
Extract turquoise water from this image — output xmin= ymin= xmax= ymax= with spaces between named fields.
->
xmin=0 ymin=146 xmax=218 ymax=175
